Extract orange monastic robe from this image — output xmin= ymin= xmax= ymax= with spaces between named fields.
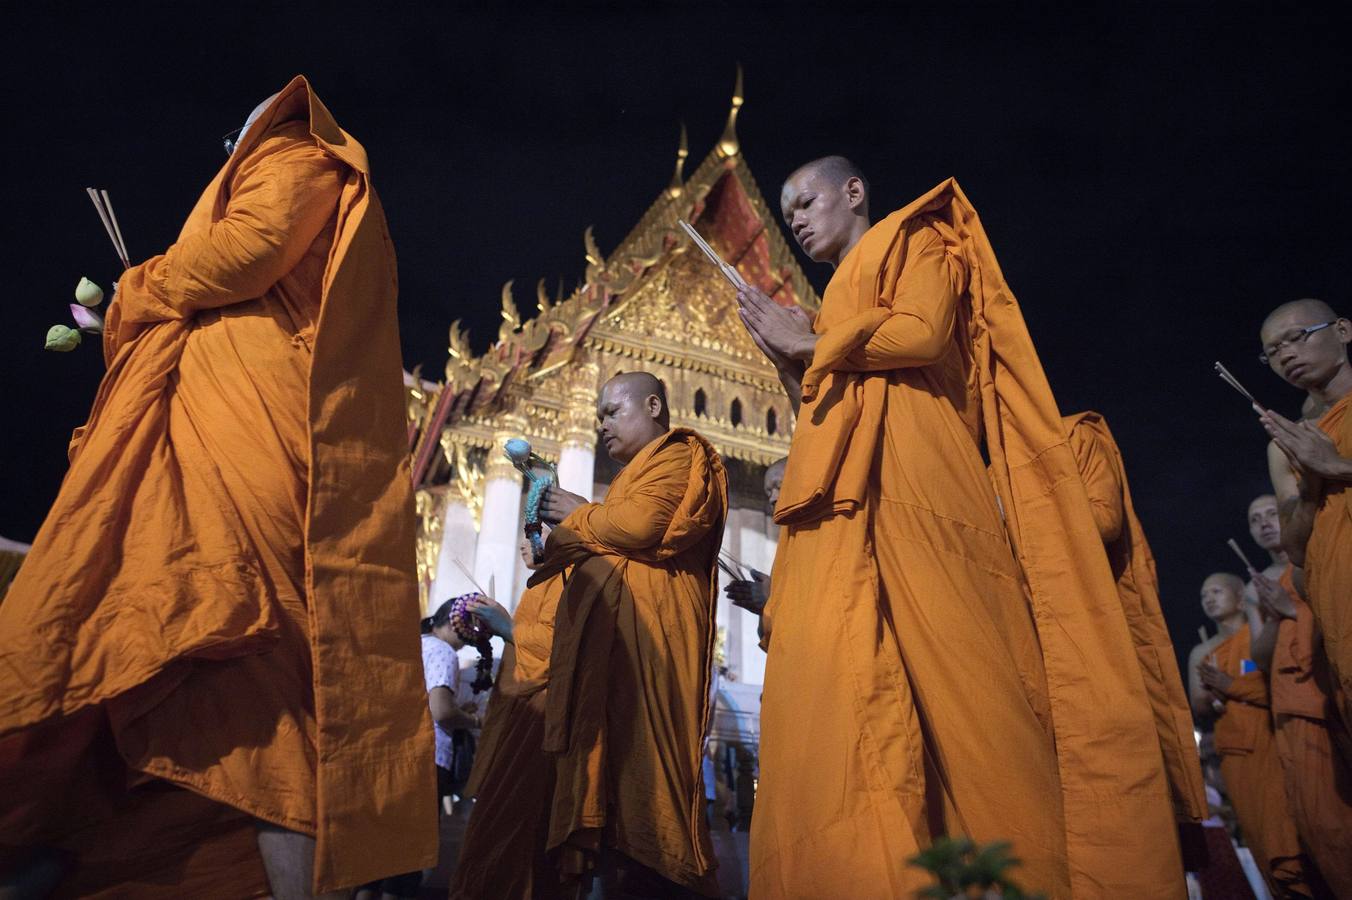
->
xmin=0 ymin=77 xmax=434 ymax=895
xmin=451 ymin=573 xmax=567 ymax=900
xmin=1212 ymin=626 xmax=1311 ymax=897
xmin=1306 ymin=393 xmax=1352 ymax=726
xmin=754 ymin=180 xmax=1183 ymax=900
xmin=1270 ymin=570 xmax=1352 ymax=897
xmin=1063 ymin=411 xmax=1208 ymax=824
xmin=531 ymin=429 xmax=727 ymax=896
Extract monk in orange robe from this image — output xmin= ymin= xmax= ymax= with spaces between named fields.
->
xmin=1196 ymin=573 xmax=1313 ymax=898
xmin=1063 ymin=411 xmax=1208 ymax=825
xmin=1259 ymin=299 xmax=1352 ymax=729
xmin=1249 ymin=564 xmax=1352 ymax=897
xmin=0 ymin=77 xmax=434 ymax=898
xmin=449 ymin=533 xmax=568 ymax=900
xmin=737 ymin=158 xmax=1184 ymax=898
xmin=529 ymin=371 xmax=727 ymax=897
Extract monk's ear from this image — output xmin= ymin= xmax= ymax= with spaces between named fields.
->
xmin=844 ymin=176 xmax=867 ymax=212
xmin=645 ymin=393 xmax=663 ymax=421
xmin=1335 ymin=317 xmax=1352 ymax=346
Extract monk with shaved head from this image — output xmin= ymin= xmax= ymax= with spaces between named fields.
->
xmin=1257 ymin=298 xmax=1352 ymax=727
xmin=0 ymin=77 xmax=434 ymax=898
xmin=1194 ymin=572 xmax=1313 ymax=896
xmin=737 ymin=159 xmax=1185 ymax=897
xmin=524 ymin=370 xmax=727 ymax=896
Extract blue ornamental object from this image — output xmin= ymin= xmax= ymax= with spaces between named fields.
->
xmin=504 ymin=438 xmax=557 ymax=563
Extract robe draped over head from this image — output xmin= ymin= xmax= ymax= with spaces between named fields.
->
xmin=1062 ymin=411 xmax=1208 ymax=824
xmin=0 ymin=75 xmax=434 ymax=894
xmin=451 ymin=573 xmax=568 ymax=900
xmin=762 ymin=179 xmax=1184 ymax=898
xmin=1211 ymin=626 xmax=1312 ymax=897
xmin=528 ymin=428 xmax=727 ymax=896
xmin=1306 ymin=393 xmax=1352 ymax=727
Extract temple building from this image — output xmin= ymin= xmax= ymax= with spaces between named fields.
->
xmin=404 ymin=70 xmax=815 ymax=696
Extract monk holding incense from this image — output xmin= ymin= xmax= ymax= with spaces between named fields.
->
xmin=1062 ymin=411 xmax=1207 ymax=825
xmin=449 ymin=531 xmax=568 ymax=900
xmin=1259 ymin=299 xmax=1352 ymax=727
xmin=737 ymin=157 xmax=1183 ymax=898
xmin=1195 ymin=573 xmax=1313 ymax=897
xmin=0 ymin=77 xmax=433 ymax=899
xmin=529 ymin=371 xmax=727 ymax=897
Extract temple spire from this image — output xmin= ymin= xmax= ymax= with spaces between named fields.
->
xmin=716 ymin=65 xmax=744 ymax=159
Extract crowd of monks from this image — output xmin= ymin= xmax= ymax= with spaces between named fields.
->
xmin=0 ymin=77 xmax=1349 ymax=900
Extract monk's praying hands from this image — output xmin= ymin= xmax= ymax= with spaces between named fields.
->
xmin=1260 ymin=409 xmax=1352 ymax=481
xmin=540 ymin=484 xmax=588 ymax=524
xmin=1197 ymin=660 xmax=1234 ymax=698
xmin=736 ymin=286 xmax=817 ymax=362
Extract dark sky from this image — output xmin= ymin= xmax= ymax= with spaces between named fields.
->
xmin=3 ymin=4 xmax=1349 ymax=671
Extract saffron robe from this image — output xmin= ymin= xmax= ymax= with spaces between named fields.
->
xmin=0 ymin=76 xmax=434 ymax=895
xmin=531 ymin=429 xmax=727 ymax=895
xmin=753 ymin=180 xmax=1184 ymax=899
xmin=1306 ymin=393 xmax=1352 ymax=728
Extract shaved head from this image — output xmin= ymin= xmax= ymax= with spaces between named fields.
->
xmin=764 ymin=457 xmax=787 ymax=512
xmin=780 ymin=156 xmax=872 ymax=266
xmin=234 ymin=91 xmax=282 ymax=152
xmin=596 ymin=372 xmax=669 ymax=464
xmin=786 ymin=156 xmax=871 ymax=196
xmin=1200 ymin=571 xmax=1245 ymax=622
xmin=1259 ymin=297 xmax=1351 ymax=393
xmin=1262 ymin=298 xmax=1338 ymax=333
xmin=1205 ymin=572 xmax=1245 ymax=595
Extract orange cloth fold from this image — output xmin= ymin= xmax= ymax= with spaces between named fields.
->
xmin=529 ymin=428 xmax=727 ymax=895
xmin=1063 ymin=411 xmax=1208 ymax=824
xmin=1270 ymin=569 xmax=1352 ymax=897
xmin=0 ymin=76 xmax=434 ymax=894
xmin=757 ymin=180 xmax=1183 ymax=899
xmin=451 ymin=574 xmax=567 ymax=900
xmin=1212 ymin=626 xmax=1311 ymax=897
xmin=1307 ymin=393 xmax=1352 ymax=727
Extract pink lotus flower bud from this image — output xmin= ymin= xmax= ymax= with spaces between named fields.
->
xmin=70 ymin=303 xmax=104 ymax=333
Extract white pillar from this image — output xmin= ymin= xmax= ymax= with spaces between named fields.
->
xmin=429 ymin=496 xmax=480 ymax=610
xmin=474 ymin=424 xmax=525 ymax=608
xmin=558 ymin=442 xmax=596 ymax=501
xmin=558 ymin=358 xmax=599 ymax=501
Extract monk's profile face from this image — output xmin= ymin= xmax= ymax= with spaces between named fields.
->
xmin=779 ymin=166 xmax=866 ymax=264
xmin=1199 ymin=574 xmax=1243 ymax=622
xmin=763 ymin=459 xmax=786 ymax=513
xmin=1247 ymin=495 xmax=1281 ymax=552
xmin=1259 ymin=305 xmax=1352 ymax=390
xmin=596 ymin=378 xmax=665 ymax=465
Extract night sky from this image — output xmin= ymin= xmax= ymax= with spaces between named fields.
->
xmin=3 ymin=4 xmax=1348 ymax=673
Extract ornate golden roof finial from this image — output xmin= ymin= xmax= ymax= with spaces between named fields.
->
xmin=666 ymin=121 xmax=689 ymax=199
xmin=555 ymin=275 xmax=566 ymax=304
xmin=583 ymin=226 xmax=604 ymax=268
xmin=536 ymin=277 xmax=551 ymax=315
xmin=448 ymin=319 xmax=471 ymax=360
xmin=716 ymin=64 xmax=744 ymax=159
xmin=499 ymin=280 xmax=521 ymax=342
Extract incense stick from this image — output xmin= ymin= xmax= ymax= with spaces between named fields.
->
xmin=85 ymin=187 xmax=130 ymax=269
xmin=716 ymin=557 xmax=743 ymax=581
xmin=100 ymin=189 xmax=130 ymax=268
xmin=1226 ymin=538 xmax=1258 ymax=574
xmin=1213 ymin=361 xmax=1259 ymax=408
xmin=678 ymin=219 xmax=750 ymax=292
xmin=451 ymin=556 xmax=489 ymax=597
xmin=718 ymin=551 xmax=751 ymax=582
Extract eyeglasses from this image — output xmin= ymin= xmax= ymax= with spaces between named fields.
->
xmin=222 ymin=126 xmax=244 ymax=157
xmin=1259 ymin=321 xmax=1337 ymax=366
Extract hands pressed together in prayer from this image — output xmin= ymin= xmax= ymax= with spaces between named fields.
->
xmin=1259 ymin=408 xmax=1352 ymax=493
xmin=1197 ymin=659 xmax=1235 ymax=700
xmin=736 ymin=286 xmax=817 ymax=369
xmin=540 ymin=484 xmax=588 ymax=525
xmin=1250 ymin=570 xmax=1297 ymax=620
xmin=724 ymin=569 xmax=771 ymax=616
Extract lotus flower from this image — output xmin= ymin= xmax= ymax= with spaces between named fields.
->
xmin=70 ymin=303 xmax=104 ymax=333
xmin=74 ymin=277 xmax=104 ymax=307
xmin=45 ymin=325 xmax=82 ymax=352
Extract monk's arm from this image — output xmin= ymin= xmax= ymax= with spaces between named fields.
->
xmin=1223 ymin=671 xmax=1270 ymax=707
xmin=565 ymin=442 xmax=695 ymax=553
xmin=1187 ymin=645 xmax=1214 ymax=718
xmin=833 ymin=223 xmax=964 ymax=372
xmin=1269 ymin=440 xmax=1315 ymax=567
xmin=1251 ymin=619 xmax=1280 ymax=674
xmin=116 ymin=137 xmax=346 ymax=323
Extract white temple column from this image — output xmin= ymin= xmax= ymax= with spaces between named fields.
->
xmin=429 ymin=495 xmax=480 ymax=610
xmin=557 ymin=359 xmax=599 ymax=500
xmin=474 ymin=417 xmax=525 ymax=608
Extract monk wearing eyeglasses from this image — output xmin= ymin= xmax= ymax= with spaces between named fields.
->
xmin=1258 ymin=299 xmax=1352 ymax=728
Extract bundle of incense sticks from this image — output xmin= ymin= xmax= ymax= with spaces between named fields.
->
xmin=717 ymin=551 xmax=751 ymax=582
xmin=451 ymin=556 xmax=489 ymax=597
xmin=1213 ymin=361 xmax=1261 ymax=409
xmin=86 ymin=187 xmax=130 ymax=269
xmin=1226 ymin=538 xmax=1258 ymax=574
xmin=678 ymin=219 xmax=750 ymax=292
